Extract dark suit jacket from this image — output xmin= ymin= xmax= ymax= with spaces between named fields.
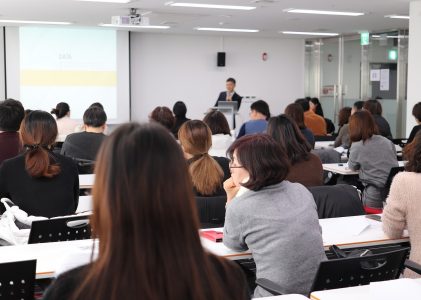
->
xmin=215 ymin=91 xmax=242 ymax=109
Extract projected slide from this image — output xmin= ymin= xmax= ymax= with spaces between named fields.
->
xmin=19 ymin=27 xmax=117 ymax=119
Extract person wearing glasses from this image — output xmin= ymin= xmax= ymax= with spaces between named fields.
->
xmin=223 ymin=134 xmax=326 ymax=297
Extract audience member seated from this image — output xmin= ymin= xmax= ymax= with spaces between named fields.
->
xmin=407 ymin=102 xmax=421 ymax=144
xmin=150 ymin=106 xmax=175 ymax=132
xmin=237 ymin=100 xmax=270 ymax=138
xmin=284 ymin=103 xmax=315 ymax=148
xmin=267 ymin=115 xmax=323 ymax=187
xmin=348 ymin=111 xmax=398 ymax=209
xmin=203 ymin=110 xmax=233 ymax=157
xmin=363 ymin=99 xmax=393 ymax=139
xmin=382 ymin=130 xmax=421 ymax=278
xmin=352 ymin=100 xmax=364 ymax=115
xmin=61 ymin=107 xmax=107 ymax=161
xmin=0 ymin=111 xmax=79 ymax=218
xmin=44 ymin=122 xmax=249 ymax=300
xmin=309 ymin=97 xmax=335 ymax=134
xmin=0 ymin=99 xmax=24 ymax=164
xmin=51 ymin=102 xmax=79 ymax=139
xmin=178 ymin=120 xmax=230 ymax=197
xmin=223 ymin=134 xmax=326 ymax=297
xmin=171 ymin=101 xmax=190 ymax=139
xmin=334 ymin=107 xmax=352 ymax=148
xmin=295 ymin=98 xmax=326 ymax=136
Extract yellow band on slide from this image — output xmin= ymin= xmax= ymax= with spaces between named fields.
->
xmin=21 ymin=70 xmax=117 ymax=86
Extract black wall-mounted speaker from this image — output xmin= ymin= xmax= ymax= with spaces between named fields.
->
xmin=217 ymin=52 xmax=226 ymax=67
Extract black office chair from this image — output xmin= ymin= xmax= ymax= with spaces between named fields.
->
xmin=405 ymin=259 xmax=421 ymax=275
xmin=381 ymin=166 xmax=405 ymax=200
xmin=314 ymin=135 xmax=336 ymax=142
xmin=392 ymin=138 xmax=408 ymax=149
xmin=195 ymin=196 xmax=226 ymax=229
xmin=308 ymin=184 xmax=365 ymax=219
xmin=0 ymin=259 xmax=36 ymax=300
xmin=73 ymin=158 xmax=96 ymax=174
xmin=52 ymin=142 xmax=64 ymax=155
xmin=28 ymin=215 xmax=92 ymax=244
xmin=256 ymin=247 xmax=409 ymax=296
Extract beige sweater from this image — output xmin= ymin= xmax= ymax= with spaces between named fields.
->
xmin=382 ymin=172 xmax=421 ymax=278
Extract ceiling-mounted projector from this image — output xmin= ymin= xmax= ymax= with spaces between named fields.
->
xmin=111 ymin=8 xmax=150 ymax=26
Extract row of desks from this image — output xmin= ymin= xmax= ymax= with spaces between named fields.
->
xmin=0 ymin=215 xmax=408 ymax=279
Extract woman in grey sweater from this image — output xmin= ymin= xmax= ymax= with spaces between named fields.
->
xmin=223 ymin=134 xmax=326 ymax=298
xmin=348 ymin=111 xmax=398 ymax=209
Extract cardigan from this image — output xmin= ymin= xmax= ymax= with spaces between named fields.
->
xmin=382 ymin=172 xmax=421 ymax=278
xmin=304 ymin=110 xmax=327 ymax=136
xmin=223 ymin=181 xmax=327 ymax=297
xmin=334 ymin=124 xmax=350 ymax=148
xmin=286 ymin=153 xmax=323 ymax=187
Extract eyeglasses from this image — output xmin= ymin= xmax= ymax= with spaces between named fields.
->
xmin=229 ymin=161 xmax=244 ymax=169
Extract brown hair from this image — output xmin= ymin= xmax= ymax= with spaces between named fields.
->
xmin=178 ymin=120 xmax=224 ymax=196
xmin=72 ymin=123 xmax=246 ymax=300
xmin=349 ymin=111 xmax=378 ymax=143
xmin=412 ymin=102 xmax=421 ymax=122
xmin=338 ymin=107 xmax=352 ymax=127
xmin=20 ymin=111 xmax=60 ymax=178
xmin=404 ymin=130 xmax=421 ymax=172
xmin=363 ymin=99 xmax=382 ymax=115
xmin=150 ymin=106 xmax=175 ymax=130
xmin=267 ymin=114 xmax=311 ymax=165
xmin=227 ymin=134 xmax=290 ymax=191
xmin=284 ymin=103 xmax=305 ymax=129
xmin=203 ymin=110 xmax=231 ymax=135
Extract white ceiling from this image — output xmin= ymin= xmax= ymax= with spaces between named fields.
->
xmin=0 ymin=0 xmax=411 ymax=37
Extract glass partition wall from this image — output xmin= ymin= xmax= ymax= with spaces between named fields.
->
xmin=305 ymin=30 xmax=408 ymax=138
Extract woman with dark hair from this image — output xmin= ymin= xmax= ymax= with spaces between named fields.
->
xmin=284 ymin=103 xmax=315 ymax=148
xmin=407 ymin=102 xmax=421 ymax=143
xmin=363 ymin=99 xmax=393 ymax=139
xmin=334 ymin=107 xmax=352 ymax=148
xmin=51 ymin=102 xmax=78 ymax=138
xmin=0 ymin=111 xmax=79 ymax=218
xmin=44 ymin=122 xmax=249 ymax=300
xmin=348 ymin=111 xmax=398 ymax=209
xmin=223 ymin=134 xmax=326 ymax=297
xmin=382 ymin=130 xmax=421 ymax=278
xmin=171 ymin=101 xmax=190 ymax=138
xmin=150 ymin=106 xmax=175 ymax=131
xmin=309 ymin=98 xmax=335 ymax=134
xmin=178 ymin=120 xmax=230 ymax=196
xmin=203 ymin=110 xmax=233 ymax=157
xmin=237 ymin=100 xmax=270 ymax=138
xmin=267 ymin=115 xmax=323 ymax=187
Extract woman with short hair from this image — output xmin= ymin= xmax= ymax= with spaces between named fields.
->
xmin=203 ymin=110 xmax=233 ymax=157
xmin=348 ymin=111 xmax=398 ymax=209
xmin=44 ymin=123 xmax=249 ymax=300
xmin=223 ymin=134 xmax=326 ymax=297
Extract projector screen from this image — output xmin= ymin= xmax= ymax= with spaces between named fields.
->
xmin=5 ymin=26 xmax=130 ymax=123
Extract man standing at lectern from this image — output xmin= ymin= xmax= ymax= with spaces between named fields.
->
xmin=215 ymin=78 xmax=242 ymax=109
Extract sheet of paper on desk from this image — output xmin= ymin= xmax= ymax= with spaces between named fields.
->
xmin=323 ymin=217 xmax=370 ymax=238
xmin=334 ymin=146 xmax=346 ymax=154
xmin=369 ymin=279 xmax=421 ymax=300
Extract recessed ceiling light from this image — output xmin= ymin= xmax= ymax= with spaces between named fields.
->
xmin=99 ymin=24 xmax=170 ymax=29
xmin=0 ymin=20 xmax=72 ymax=25
xmin=385 ymin=15 xmax=410 ymax=19
xmin=284 ymin=8 xmax=364 ymax=16
xmin=166 ymin=2 xmax=256 ymax=10
xmin=281 ymin=31 xmax=339 ymax=36
xmin=195 ymin=27 xmax=259 ymax=33
xmin=75 ymin=0 xmax=132 ymax=3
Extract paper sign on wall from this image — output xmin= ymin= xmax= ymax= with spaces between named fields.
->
xmin=380 ymin=69 xmax=390 ymax=91
xmin=370 ymin=69 xmax=380 ymax=81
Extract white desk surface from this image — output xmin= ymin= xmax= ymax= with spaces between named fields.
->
xmin=76 ymin=195 xmax=92 ymax=213
xmin=0 ymin=239 xmax=95 ymax=279
xmin=201 ymin=215 xmax=409 ymax=260
xmin=323 ymin=161 xmax=406 ymax=175
xmin=314 ymin=141 xmax=334 ymax=150
xmin=79 ymin=174 xmax=95 ymax=189
xmin=310 ymin=278 xmax=421 ymax=300
xmin=264 ymin=295 xmax=309 ymax=299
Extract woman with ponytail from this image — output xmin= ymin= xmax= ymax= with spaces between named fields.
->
xmin=0 ymin=111 xmax=79 ymax=218
xmin=51 ymin=102 xmax=79 ymax=139
xmin=178 ymin=120 xmax=230 ymax=197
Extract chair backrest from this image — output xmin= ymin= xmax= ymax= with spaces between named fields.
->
xmin=28 ymin=215 xmax=92 ymax=244
xmin=315 ymin=135 xmax=336 ymax=142
xmin=392 ymin=138 xmax=408 ymax=148
xmin=73 ymin=158 xmax=96 ymax=174
xmin=311 ymin=247 xmax=410 ymax=292
xmin=195 ymin=196 xmax=227 ymax=229
xmin=382 ymin=166 xmax=405 ymax=199
xmin=0 ymin=260 xmax=36 ymax=300
xmin=308 ymin=184 xmax=365 ymax=219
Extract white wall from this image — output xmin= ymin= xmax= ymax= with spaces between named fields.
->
xmin=130 ymin=33 xmax=305 ymax=122
xmin=407 ymin=1 xmax=421 ymax=134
